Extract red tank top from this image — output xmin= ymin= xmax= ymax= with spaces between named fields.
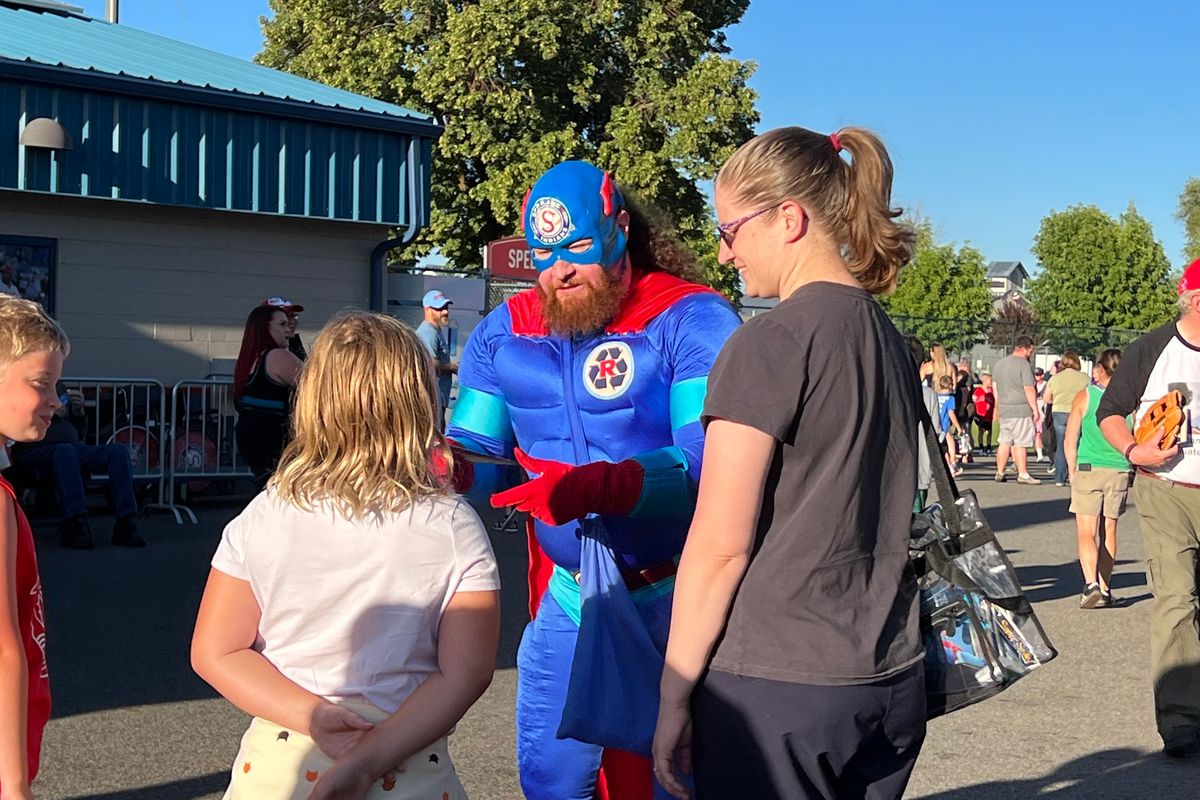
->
xmin=0 ymin=476 xmax=50 ymax=785
xmin=972 ymin=386 xmax=995 ymax=420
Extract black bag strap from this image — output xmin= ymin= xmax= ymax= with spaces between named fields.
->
xmin=917 ymin=398 xmax=963 ymax=531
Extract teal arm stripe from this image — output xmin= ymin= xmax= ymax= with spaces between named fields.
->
xmin=548 ymin=566 xmax=583 ymax=626
xmin=450 ymin=387 xmax=515 ymax=445
xmin=630 ymin=446 xmax=691 ymax=517
xmin=670 ymin=376 xmax=708 ymax=431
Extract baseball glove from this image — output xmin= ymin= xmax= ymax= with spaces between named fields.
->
xmin=1134 ymin=390 xmax=1186 ymax=449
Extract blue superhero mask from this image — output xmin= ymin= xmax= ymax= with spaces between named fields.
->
xmin=522 ymin=161 xmax=627 ymax=271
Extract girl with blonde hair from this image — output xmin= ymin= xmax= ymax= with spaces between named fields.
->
xmin=653 ymin=127 xmax=925 ymax=800
xmin=193 ymin=311 xmax=500 ymax=800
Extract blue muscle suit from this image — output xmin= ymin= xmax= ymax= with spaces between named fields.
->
xmin=447 ymin=161 xmax=740 ymax=799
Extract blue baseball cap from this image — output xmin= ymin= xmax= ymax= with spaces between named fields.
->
xmin=422 ymin=290 xmax=452 ymax=309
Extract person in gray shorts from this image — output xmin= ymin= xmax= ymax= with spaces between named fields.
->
xmin=991 ymin=335 xmax=1043 ymax=484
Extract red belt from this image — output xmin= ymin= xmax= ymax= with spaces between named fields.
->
xmin=1136 ymin=467 xmax=1200 ymax=490
xmin=573 ymin=558 xmax=679 ymax=590
xmin=622 ymin=558 xmax=679 ymax=590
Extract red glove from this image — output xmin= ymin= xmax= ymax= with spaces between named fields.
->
xmin=490 ymin=448 xmax=645 ymax=526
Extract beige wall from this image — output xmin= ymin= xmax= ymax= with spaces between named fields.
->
xmin=0 ymin=190 xmax=390 ymax=384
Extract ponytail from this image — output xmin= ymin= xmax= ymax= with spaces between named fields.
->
xmin=1095 ymin=348 xmax=1122 ymax=377
xmin=832 ymin=127 xmax=915 ymax=294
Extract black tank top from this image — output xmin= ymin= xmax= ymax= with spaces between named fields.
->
xmin=239 ymin=349 xmax=292 ymax=415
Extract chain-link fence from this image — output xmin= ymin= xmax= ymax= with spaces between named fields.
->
xmin=890 ymin=314 xmax=1153 ymax=374
xmin=486 ymin=279 xmax=531 ymax=312
xmin=891 ymin=314 xmax=1149 ymax=358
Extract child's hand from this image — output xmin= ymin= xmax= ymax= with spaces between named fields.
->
xmin=309 ymin=702 xmax=374 ymax=760
xmin=305 ymin=756 xmax=375 ymax=800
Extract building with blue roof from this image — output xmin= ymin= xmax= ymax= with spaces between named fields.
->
xmin=0 ymin=0 xmax=440 ymax=381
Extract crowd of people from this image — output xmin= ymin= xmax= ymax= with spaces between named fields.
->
xmin=2 ymin=124 xmax=1200 ymax=800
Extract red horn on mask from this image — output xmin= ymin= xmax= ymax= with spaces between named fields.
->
xmin=600 ymin=172 xmax=615 ymax=217
xmin=519 ymin=187 xmax=532 ymax=233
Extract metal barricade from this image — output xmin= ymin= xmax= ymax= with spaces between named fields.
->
xmin=58 ymin=377 xmax=191 ymax=524
xmin=167 ymin=378 xmax=253 ymax=516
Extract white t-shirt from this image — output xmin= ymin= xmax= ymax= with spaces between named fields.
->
xmin=211 ymin=490 xmax=500 ymax=714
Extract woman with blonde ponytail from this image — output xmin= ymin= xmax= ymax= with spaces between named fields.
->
xmin=653 ymin=127 xmax=926 ymax=800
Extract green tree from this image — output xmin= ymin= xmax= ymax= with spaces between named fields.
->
xmin=258 ymin=0 xmax=758 ymax=295
xmin=1177 ymin=177 xmax=1200 ymax=264
xmin=1110 ymin=204 xmax=1176 ymax=329
xmin=880 ymin=223 xmax=993 ymax=352
xmin=1028 ymin=203 xmax=1174 ymax=351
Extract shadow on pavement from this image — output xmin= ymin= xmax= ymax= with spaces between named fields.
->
xmin=982 ymin=498 xmax=1071 ymax=533
xmin=913 ymin=747 xmax=1200 ymax=799
xmin=38 ymin=499 xmax=533 ymax=720
xmin=1017 ymin=560 xmax=1151 ymax=604
xmin=37 ymin=502 xmax=245 ymax=719
xmin=63 ymin=772 xmax=228 ymax=800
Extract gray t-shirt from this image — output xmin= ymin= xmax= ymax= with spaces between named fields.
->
xmin=702 ymin=282 xmax=923 ymax=685
xmin=992 ymin=354 xmax=1035 ymax=419
xmin=415 ymin=320 xmax=452 ymax=403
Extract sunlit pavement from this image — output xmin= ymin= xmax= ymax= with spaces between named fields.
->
xmin=29 ymin=457 xmax=1200 ymax=798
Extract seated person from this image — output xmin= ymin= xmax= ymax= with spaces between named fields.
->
xmin=9 ymin=385 xmax=144 ymax=549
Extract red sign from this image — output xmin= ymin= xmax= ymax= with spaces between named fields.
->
xmin=486 ymin=236 xmax=537 ymax=282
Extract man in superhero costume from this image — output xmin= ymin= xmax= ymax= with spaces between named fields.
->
xmin=447 ymin=160 xmax=739 ymax=800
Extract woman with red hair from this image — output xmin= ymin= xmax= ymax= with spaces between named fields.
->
xmin=234 ymin=305 xmax=302 ymax=490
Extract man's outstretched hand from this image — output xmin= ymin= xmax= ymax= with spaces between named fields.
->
xmin=490 ymin=449 xmax=644 ymax=525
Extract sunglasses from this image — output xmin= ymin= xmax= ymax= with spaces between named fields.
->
xmin=714 ymin=205 xmax=780 ymax=247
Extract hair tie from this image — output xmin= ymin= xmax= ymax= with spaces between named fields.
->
xmin=829 ymin=132 xmax=843 ymax=153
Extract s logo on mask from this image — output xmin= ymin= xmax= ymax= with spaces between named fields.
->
xmin=530 ymin=197 xmax=574 ymax=245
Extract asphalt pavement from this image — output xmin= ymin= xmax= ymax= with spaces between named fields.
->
xmin=27 ymin=455 xmax=1200 ymax=799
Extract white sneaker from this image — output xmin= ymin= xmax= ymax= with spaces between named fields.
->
xmin=1036 ymin=454 xmax=1047 ymax=462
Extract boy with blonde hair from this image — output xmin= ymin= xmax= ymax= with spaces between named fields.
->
xmin=0 ymin=297 xmax=69 ymax=798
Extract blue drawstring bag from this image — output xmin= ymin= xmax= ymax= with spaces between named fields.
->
xmin=556 ymin=519 xmax=672 ymax=756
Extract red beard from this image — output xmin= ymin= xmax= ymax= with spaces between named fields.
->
xmin=539 ymin=267 xmax=627 ymax=336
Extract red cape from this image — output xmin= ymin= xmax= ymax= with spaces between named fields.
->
xmin=508 ymin=268 xmax=717 ymax=337
xmin=516 ymin=270 xmax=716 ymax=800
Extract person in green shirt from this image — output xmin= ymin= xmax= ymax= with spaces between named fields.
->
xmin=1063 ymin=349 xmax=1130 ymax=609
xmin=1044 ymin=351 xmax=1091 ymax=485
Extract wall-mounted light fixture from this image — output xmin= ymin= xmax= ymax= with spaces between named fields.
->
xmin=20 ymin=118 xmax=73 ymax=151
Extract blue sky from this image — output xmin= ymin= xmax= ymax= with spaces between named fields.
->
xmin=76 ymin=0 xmax=1200 ymax=272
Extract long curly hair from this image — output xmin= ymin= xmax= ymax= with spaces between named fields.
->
xmin=623 ymin=191 xmax=703 ymax=283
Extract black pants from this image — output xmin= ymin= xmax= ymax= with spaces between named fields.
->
xmin=235 ymin=409 xmax=288 ymax=491
xmin=691 ymin=664 xmax=926 ymax=800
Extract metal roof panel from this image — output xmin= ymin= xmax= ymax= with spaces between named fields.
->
xmin=0 ymin=3 xmax=433 ymax=124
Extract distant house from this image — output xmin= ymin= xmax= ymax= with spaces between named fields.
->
xmin=987 ymin=261 xmax=1029 ymax=300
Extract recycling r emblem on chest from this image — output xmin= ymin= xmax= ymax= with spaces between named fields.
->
xmin=583 ymin=340 xmax=635 ymax=400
